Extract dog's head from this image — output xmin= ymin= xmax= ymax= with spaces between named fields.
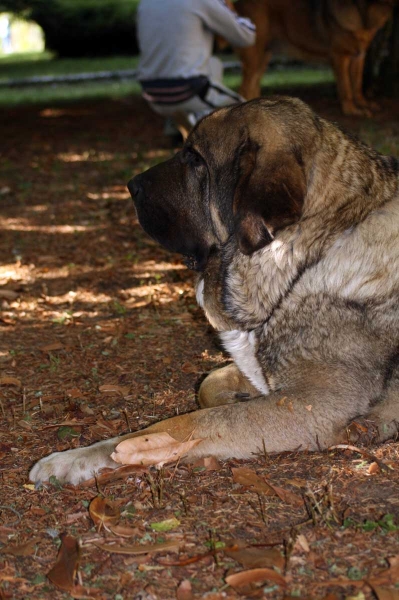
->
xmin=128 ymin=97 xmax=321 ymax=270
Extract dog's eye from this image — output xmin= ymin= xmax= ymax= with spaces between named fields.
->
xmin=182 ymin=149 xmax=204 ymax=168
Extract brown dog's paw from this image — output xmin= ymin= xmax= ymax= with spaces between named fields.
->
xmin=198 ymin=363 xmax=260 ymax=408
xmin=29 ymin=439 xmax=118 ymax=486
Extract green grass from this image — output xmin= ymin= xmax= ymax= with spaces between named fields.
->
xmin=0 ymin=52 xmax=140 ymax=80
xmin=0 ymin=80 xmax=142 ymax=106
xmin=0 ymin=51 xmax=334 ymax=107
xmin=0 ymin=52 xmax=142 ymax=106
xmin=225 ymin=66 xmax=334 ymax=93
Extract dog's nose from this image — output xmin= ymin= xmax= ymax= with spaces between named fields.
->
xmin=127 ymin=176 xmax=143 ymax=199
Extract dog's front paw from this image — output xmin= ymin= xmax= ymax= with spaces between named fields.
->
xmin=29 ymin=439 xmax=118 ymax=486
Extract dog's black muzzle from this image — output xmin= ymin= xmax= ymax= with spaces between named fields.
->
xmin=127 ymin=170 xmax=211 ymax=272
xmin=127 ymin=175 xmax=145 ymax=206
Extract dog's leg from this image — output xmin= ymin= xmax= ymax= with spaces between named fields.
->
xmin=198 ymin=362 xmax=260 ymax=408
xmin=350 ymin=53 xmax=380 ymax=114
xmin=237 ymin=4 xmax=270 ymax=101
xmin=235 ymin=0 xmax=270 ymax=100
xmin=239 ymin=45 xmax=272 ymax=100
xmin=331 ymin=53 xmax=367 ymax=117
xmin=256 ymin=49 xmax=272 ymax=95
xmin=30 ymin=379 xmax=361 ymax=485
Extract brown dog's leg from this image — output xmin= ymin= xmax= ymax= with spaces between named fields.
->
xmin=350 ymin=53 xmax=380 ymax=114
xmin=236 ymin=0 xmax=271 ymax=100
xmin=331 ymin=53 xmax=366 ymax=116
xmin=198 ymin=363 xmax=260 ymax=408
xmin=239 ymin=46 xmax=271 ymax=100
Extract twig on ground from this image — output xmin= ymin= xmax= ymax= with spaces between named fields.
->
xmin=329 ymin=444 xmax=392 ymax=473
xmin=0 ymin=505 xmax=22 ymax=526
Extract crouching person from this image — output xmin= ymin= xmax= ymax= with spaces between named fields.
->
xmin=136 ymin=0 xmax=256 ymax=139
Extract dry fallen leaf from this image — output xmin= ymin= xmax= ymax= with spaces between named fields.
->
xmin=79 ymin=404 xmax=95 ymax=416
xmin=4 ymin=538 xmax=41 ymax=557
xmin=225 ymin=544 xmax=285 ymax=570
xmin=111 ymin=432 xmax=203 ymax=467
xmin=294 ymin=534 xmax=310 ymax=553
xmin=89 ymin=496 xmax=120 ymax=531
xmin=47 ymin=533 xmax=80 ymax=592
xmin=369 ymin=587 xmax=399 ymax=600
xmin=39 ymin=342 xmax=65 ymax=353
xmin=266 ymin=482 xmax=304 ymax=507
xmin=368 ymin=555 xmax=399 ymax=588
xmin=107 ymin=524 xmax=141 ymax=538
xmin=0 ymin=290 xmax=18 ymax=300
xmin=368 ymin=461 xmax=380 ymax=474
xmin=225 ymin=567 xmax=286 ymax=590
xmin=231 ymin=467 xmax=276 ymax=495
xmin=386 ymin=556 xmax=399 ymax=578
xmin=195 ymin=595 xmax=224 ymax=600
xmin=285 ymin=478 xmax=308 ymax=488
xmin=0 ymin=376 xmax=21 ymax=387
xmin=176 ymin=579 xmax=194 ymax=600
xmin=99 ymin=384 xmax=130 ymax=397
xmin=80 ymin=464 xmax=148 ymax=488
xmin=94 ymin=540 xmax=180 ymax=555
xmin=231 ymin=467 xmax=303 ymax=506
xmin=47 ymin=534 xmax=103 ymax=599
xmin=181 ymin=362 xmax=198 ymax=374
xmin=66 ymin=387 xmax=85 ymax=399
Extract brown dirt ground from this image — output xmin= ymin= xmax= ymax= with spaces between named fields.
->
xmin=1 ymin=85 xmax=399 ymax=600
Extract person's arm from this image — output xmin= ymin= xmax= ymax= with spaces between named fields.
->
xmin=197 ymin=0 xmax=256 ymax=48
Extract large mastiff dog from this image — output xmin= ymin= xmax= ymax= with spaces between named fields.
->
xmin=30 ymin=97 xmax=399 ymax=485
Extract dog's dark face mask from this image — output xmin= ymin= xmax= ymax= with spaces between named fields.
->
xmin=128 ymin=144 xmax=223 ymax=271
xmin=128 ymin=99 xmax=312 ymax=270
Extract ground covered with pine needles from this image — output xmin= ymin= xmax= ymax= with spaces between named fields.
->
xmin=1 ymin=88 xmax=399 ymax=600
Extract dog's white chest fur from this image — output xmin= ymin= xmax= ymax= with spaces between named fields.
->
xmin=196 ymin=277 xmax=269 ymax=395
xmin=220 ymin=330 xmax=269 ymax=394
xmin=195 ymin=278 xmax=205 ymax=308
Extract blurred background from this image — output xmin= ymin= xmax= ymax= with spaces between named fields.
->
xmin=0 ymin=0 xmax=397 ymax=108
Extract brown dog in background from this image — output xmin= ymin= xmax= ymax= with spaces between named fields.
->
xmin=233 ymin=0 xmax=395 ymax=116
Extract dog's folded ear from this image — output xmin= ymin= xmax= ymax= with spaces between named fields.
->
xmin=233 ymin=141 xmax=306 ymax=255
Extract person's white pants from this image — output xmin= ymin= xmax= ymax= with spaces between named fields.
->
xmin=144 ymin=57 xmax=243 ymax=136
